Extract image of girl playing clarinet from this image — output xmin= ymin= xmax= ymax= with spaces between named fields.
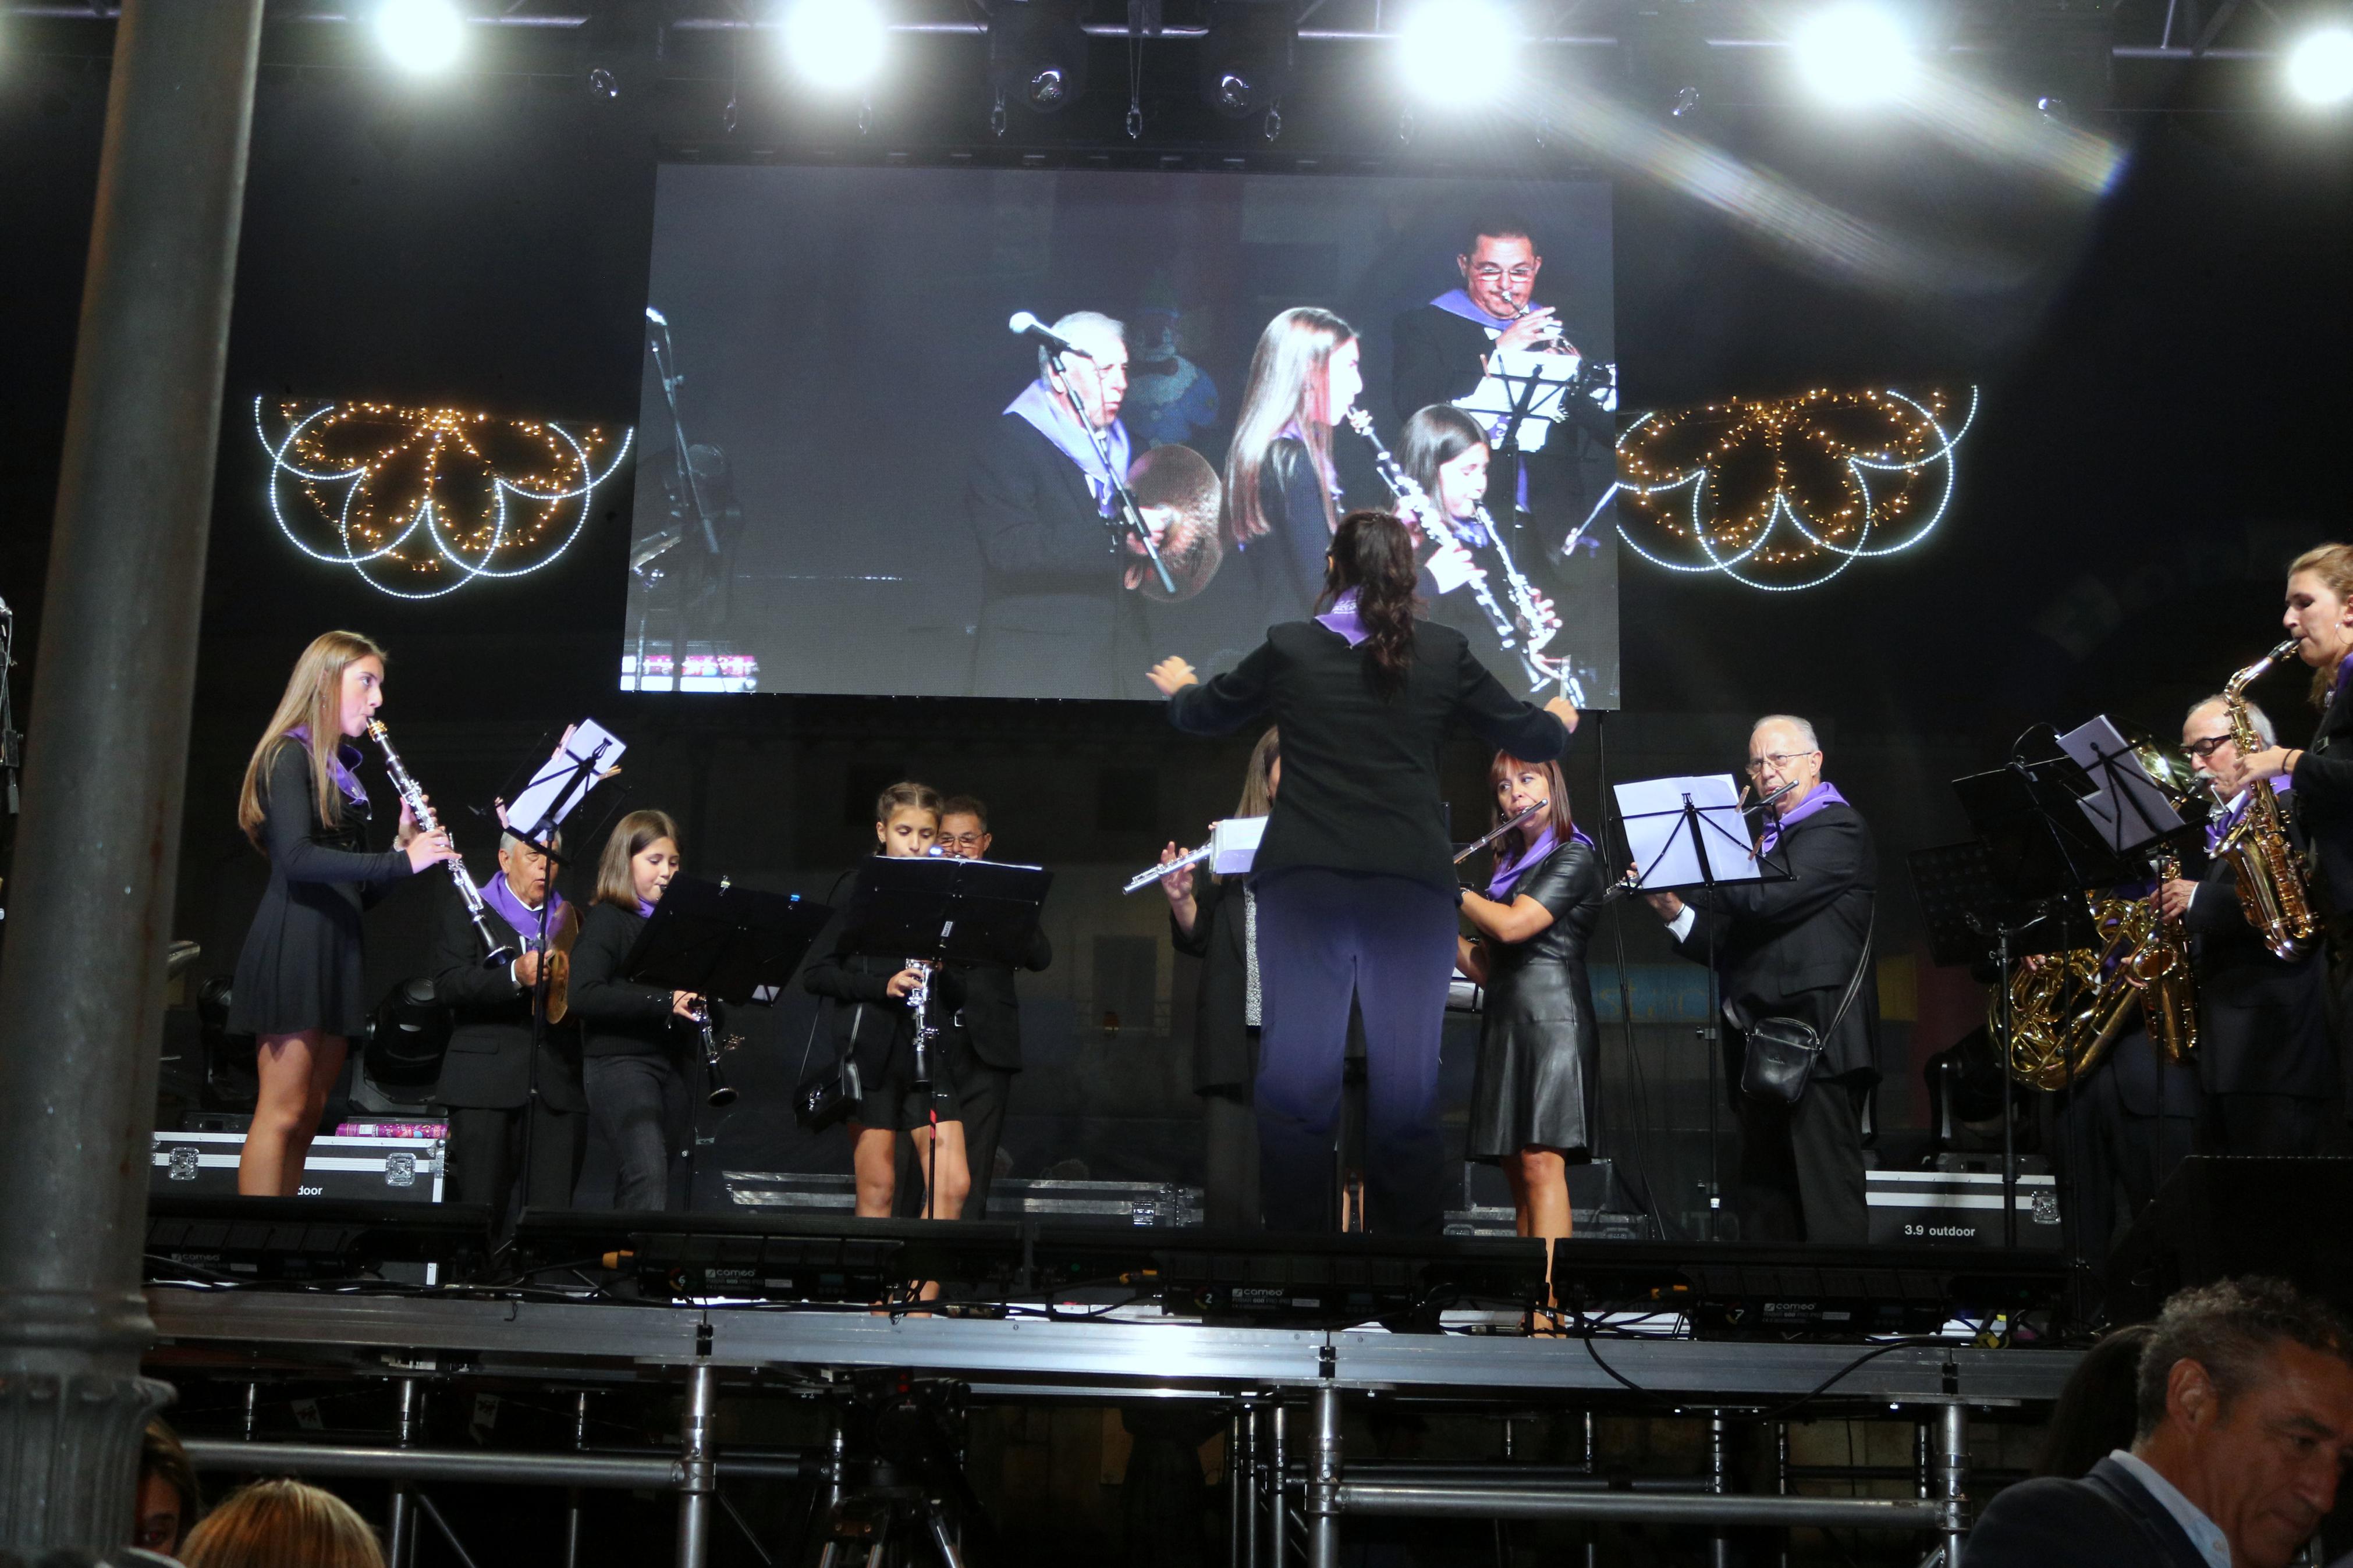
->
xmin=1222 ymin=308 xmax=1366 ymax=630
xmin=229 ymin=631 xmax=456 ymax=1197
xmin=1456 ymin=751 xmax=1606 ymax=1288
xmin=1398 ymin=404 xmax=1561 ymax=687
xmin=803 ymin=783 xmax=972 ymax=1224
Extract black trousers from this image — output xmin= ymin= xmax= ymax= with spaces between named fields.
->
xmin=892 ymin=1040 xmax=1015 ymax=1220
xmin=1731 ymin=1073 xmax=1868 ymax=1245
xmin=2201 ymin=1093 xmax=2334 ymax=1157
xmin=582 ymin=1053 xmax=689 ymax=1212
xmin=1201 ymin=1085 xmax=1262 ymax=1231
xmin=446 ymin=1101 xmax=584 ymax=1222
xmin=2053 ymin=1061 xmax=2199 ymax=1268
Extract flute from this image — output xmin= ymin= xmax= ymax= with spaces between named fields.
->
xmin=1455 ymin=799 xmax=1548 ymax=866
xmin=365 ymin=719 xmax=517 ymax=969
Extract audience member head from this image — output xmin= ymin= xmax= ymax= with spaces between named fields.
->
xmin=2132 ymin=1276 xmax=2353 ymax=1568
xmin=178 ymin=1478 xmax=384 ymax=1568
xmin=874 ymin=781 xmax=943 ymax=859
xmin=134 ymin=1417 xmax=201 ymax=1558
xmin=2034 ymin=1322 xmax=2157 ymax=1478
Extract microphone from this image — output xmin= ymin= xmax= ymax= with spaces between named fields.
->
xmin=1009 ymin=311 xmax=1094 ymax=360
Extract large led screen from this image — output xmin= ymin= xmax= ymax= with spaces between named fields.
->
xmin=624 ymin=165 xmax=1619 ymax=704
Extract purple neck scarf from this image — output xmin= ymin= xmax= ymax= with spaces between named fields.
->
xmin=635 ymin=896 xmax=656 ymax=919
xmin=1006 ymin=379 xmax=1132 ymax=518
xmin=2332 ymin=650 xmax=2353 ymax=703
xmin=1758 ymin=780 xmax=1848 ymax=857
xmin=1486 ymin=819 xmax=1597 ymax=901
xmin=481 ymin=870 xmax=564 ymax=945
xmin=1431 ymin=288 xmax=1517 ymax=330
xmin=287 ymin=724 xmax=367 ymax=806
xmin=1316 ymin=587 xmax=1369 ymax=646
xmin=2208 ymin=775 xmax=2295 ymax=853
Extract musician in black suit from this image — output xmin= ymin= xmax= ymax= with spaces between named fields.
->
xmin=2159 ymin=696 xmax=2338 ymax=1156
xmin=966 ymin=311 xmax=1162 ymax=700
xmin=1644 ymin=714 xmax=1879 ymax=1245
xmin=1964 ymin=1275 xmax=2353 ymax=1568
xmin=429 ymin=830 xmax=586 ymax=1218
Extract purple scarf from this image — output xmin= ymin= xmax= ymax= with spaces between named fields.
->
xmin=1431 ymin=287 xmax=1517 ymax=330
xmin=635 ymin=896 xmax=657 ymax=919
xmin=2332 ymin=650 xmax=2353 ymax=703
xmin=1486 ymin=819 xmax=1598 ymax=901
xmin=2208 ymin=775 xmax=2294 ymax=854
xmin=481 ymin=869 xmax=564 ymax=945
xmin=1758 ymin=780 xmax=1848 ymax=858
xmin=1006 ymin=378 xmax=1132 ymax=518
xmin=1316 ymin=586 xmax=1369 ymax=646
xmin=287 ymin=724 xmax=367 ymax=806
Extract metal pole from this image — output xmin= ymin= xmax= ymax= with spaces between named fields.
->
xmin=1709 ymin=1415 xmax=1733 ymax=1568
xmin=1229 ymin=1405 xmax=1252 ymax=1568
xmin=1265 ymin=1402 xmax=1287 ymax=1567
xmin=0 ymin=2 xmax=264 ymax=1557
xmin=677 ymin=1363 xmax=718 ymax=1568
xmin=1335 ymin=1485 xmax=1945 ymax=1528
xmin=1306 ymin=1386 xmax=1341 ymax=1568
xmin=386 ymin=1380 xmax=421 ymax=1568
xmin=1776 ymin=1421 xmax=1792 ymax=1568
xmin=1935 ymin=1404 xmax=1969 ymax=1568
xmin=566 ymin=1392 xmax=590 ymax=1568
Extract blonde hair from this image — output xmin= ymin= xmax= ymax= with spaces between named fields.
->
xmin=236 ymin=631 xmax=386 ymax=850
xmin=1223 ymin=308 xmax=1354 ymax=549
xmin=874 ymin=781 xmax=942 ymax=826
xmin=596 ymin=809 xmax=680 ymax=908
xmin=2290 ymin=544 xmax=2353 ymax=707
xmin=1211 ymin=730 xmax=1282 ymax=885
xmin=179 ymin=1478 xmax=385 ymax=1568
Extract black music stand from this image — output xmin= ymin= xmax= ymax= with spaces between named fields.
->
xmin=1620 ymin=786 xmax=1794 ymax=1242
xmin=625 ymin=877 xmax=835 ymax=1208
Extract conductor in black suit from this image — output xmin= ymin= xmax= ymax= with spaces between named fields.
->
xmin=1643 ymin=714 xmax=1879 ymax=1245
xmin=966 ymin=311 xmax=1163 ymax=699
xmin=1965 ymin=1275 xmax=2353 ymax=1568
xmin=429 ymin=830 xmax=586 ymax=1217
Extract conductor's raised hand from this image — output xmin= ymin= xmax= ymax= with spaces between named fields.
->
xmin=1544 ymin=695 xmax=1581 ymax=734
xmin=1147 ymin=656 xmax=1199 ymax=696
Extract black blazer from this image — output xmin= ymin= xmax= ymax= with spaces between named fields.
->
xmin=426 ymin=880 xmax=585 ymax=1113
xmin=565 ymin=901 xmax=682 ymax=1060
xmin=2182 ymin=844 xmax=2336 ymax=1100
xmin=1389 ymin=303 xmax=1614 ymax=527
xmin=1172 ymin=872 xmax=1254 ymax=1094
xmin=1962 ymin=1456 xmax=2212 ymax=1568
xmin=947 ymin=924 xmax=1052 ymax=1073
xmin=1672 ymin=799 xmax=1881 ymax=1083
xmin=1234 ymin=438 xmax=1342 ymax=630
xmin=1167 ymin=618 xmax=1568 ymax=889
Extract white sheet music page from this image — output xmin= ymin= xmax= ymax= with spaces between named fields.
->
xmin=507 ymin=719 xmax=627 ymax=838
xmin=1210 ymin=815 xmax=1268 ymax=876
xmin=1614 ymin=774 xmax=1761 ymax=890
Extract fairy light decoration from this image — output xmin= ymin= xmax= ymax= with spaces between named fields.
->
xmin=257 ymin=397 xmax=633 ymax=600
xmin=1601 ymin=386 xmax=1975 ymax=592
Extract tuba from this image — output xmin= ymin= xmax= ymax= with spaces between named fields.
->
xmin=2000 ymin=861 xmax=2200 ymax=1091
xmin=2214 ymin=639 xmax=2321 ymax=961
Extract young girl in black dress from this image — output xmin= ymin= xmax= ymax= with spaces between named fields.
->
xmin=230 ymin=631 xmax=455 ymax=1196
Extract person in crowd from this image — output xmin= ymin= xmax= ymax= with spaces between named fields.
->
xmin=1641 ymin=714 xmax=1879 ymax=1244
xmin=1222 ymin=307 xmax=1366 ymax=629
xmin=178 ymin=1478 xmax=386 ymax=1568
xmin=133 ymin=1417 xmax=201 ymax=1559
xmin=2159 ymin=695 xmax=2340 ymax=1155
xmin=1160 ymin=728 xmax=1282 ymax=1230
xmin=1457 ymin=751 xmax=1605 ymax=1279
xmin=1967 ymin=1276 xmax=2353 ymax=1568
xmin=1149 ymin=511 xmax=1575 ymax=1235
xmin=429 ymin=828 xmax=586 ymax=1223
xmin=2034 ymin=1322 xmax=2162 ymax=1480
xmin=805 ymin=783 xmax=971 ymax=1222
xmin=966 ymin=310 xmax=1165 ymax=698
xmin=567 ymin=809 xmax=701 ymax=1211
xmin=890 ymin=794 xmax=1050 ymax=1221
xmin=229 ymin=631 xmax=456 ymax=1196
xmin=1397 ymin=403 xmax=1559 ymax=688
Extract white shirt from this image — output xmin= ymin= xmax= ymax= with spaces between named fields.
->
xmin=1666 ymin=904 xmax=1698 ymax=944
xmin=2107 ymin=1449 xmax=2231 ymax=1568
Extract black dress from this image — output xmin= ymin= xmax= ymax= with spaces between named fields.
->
xmin=228 ymin=738 xmax=412 ymax=1037
xmin=1465 ymin=839 xmax=1606 ymax=1161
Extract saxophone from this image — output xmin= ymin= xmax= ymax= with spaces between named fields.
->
xmin=2214 ymin=639 xmax=2321 ymax=961
xmin=2000 ymin=856 xmax=2199 ymax=1091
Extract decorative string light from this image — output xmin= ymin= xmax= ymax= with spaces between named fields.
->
xmin=1599 ymin=386 xmax=1975 ymax=592
xmin=256 ymin=397 xmax=633 ymax=600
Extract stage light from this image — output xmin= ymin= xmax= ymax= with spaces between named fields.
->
xmin=1671 ymin=85 xmax=1702 ymax=116
xmin=782 ymin=0 xmax=888 ymax=93
xmin=1199 ymin=2 xmax=1297 ymax=122
xmin=989 ymin=1 xmax=1090 ymax=120
xmin=2286 ymin=26 xmax=2353 ymax=106
xmin=1791 ymin=3 xmax=1917 ymax=106
xmin=1398 ymin=0 xmax=1518 ymax=106
xmin=372 ymin=0 xmax=466 ymax=75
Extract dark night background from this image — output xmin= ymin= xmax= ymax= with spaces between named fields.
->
xmin=2 ymin=15 xmax=2348 ymax=1230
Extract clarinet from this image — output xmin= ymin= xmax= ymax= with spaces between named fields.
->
xmin=1469 ymin=500 xmax=1588 ymax=706
xmin=904 ymin=959 xmax=938 ymax=1091
xmin=364 ymin=719 xmax=517 ymax=969
xmin=689 ymin=997 xmax=737 ymax=1107
xmin=1341 ymin=408 xmax=1522 ymax=654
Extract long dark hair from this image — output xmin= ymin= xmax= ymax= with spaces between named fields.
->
xmin=1321 ymin=510 xmax=1421 ymax=698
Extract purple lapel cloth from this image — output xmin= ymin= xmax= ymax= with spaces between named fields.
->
xmin=2208 ymin=776 xmax=2294 ymax=853
xmin=287 ymin=724 xmax=367 ymax=806
xmin=481 ymin=870 xmax=563 ymax=947
xmin=1006 ymin=379 xmax=1132 ymax=518
xmin=2333 ymin=650 xmax=2353 ymax=702
xmin=1486 ymin=820 xmax=1597 ymax=901
xmin=1316 ymin=588 xmax=1369 ymax=646
xmin=1431 ymin=288 xmax=1517 ymax=330
xmin=1758 ymin=781 xmax=1848 ymax=858
xmin=636 ymin=897 xmax=656 ymax=919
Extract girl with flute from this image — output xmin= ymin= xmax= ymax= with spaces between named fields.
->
xmin=230 ymin=631 xmax=456 ymax=1197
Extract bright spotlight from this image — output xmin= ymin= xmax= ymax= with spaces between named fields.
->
xmin=1792 ymin=3 xmax=1917 ymax=106
xmin=783 ymin=0 xmax=888 ymax=92
xmin=1397 ymin=0 xmax=1518 ymax=106
xmin=373 ymin=0 xmax=466 ymax=75
xmin=2287 ymin=26 xmax=2353 ymax=106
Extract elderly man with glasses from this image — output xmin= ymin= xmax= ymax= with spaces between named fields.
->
xmin=1641 ymin=714 xmax=1880 ymax=1244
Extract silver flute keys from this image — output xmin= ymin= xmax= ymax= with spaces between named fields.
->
xmin=364 ymin=718 xmax=517 ymax=969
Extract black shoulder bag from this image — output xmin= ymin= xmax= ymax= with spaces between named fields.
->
xmin=794 ymin=1000 xmax=865 ymax=1130
xmin=1740 ymin=902 xmax=1875 ymax=1106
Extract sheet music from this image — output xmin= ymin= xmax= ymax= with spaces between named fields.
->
xmin=2056 ymin=715 xmax=2183 ymax=855
xmin=1211 ymin=815 xmax=1267 ymax=876
xmin=1614 ymin=774 xmax=1762 ymax=890
xmin=507 ymin=718 xmax=626 ymax=838
xmin=1452 ymin=348 xmax=1581 ymax=453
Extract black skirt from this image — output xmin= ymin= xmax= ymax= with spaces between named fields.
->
xmin=1465 ymin=840 xmax=1606 ymax=1161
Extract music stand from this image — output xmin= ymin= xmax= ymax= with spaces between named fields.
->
xmin=624 ymin=876 xmax=836 ymax=1208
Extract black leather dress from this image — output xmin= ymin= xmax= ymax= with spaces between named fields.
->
xmin=1465 ymin=838 xmax=1607 ymax=1160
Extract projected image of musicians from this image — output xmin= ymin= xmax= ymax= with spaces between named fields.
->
xmin=1398 ymin=404 xmax=1567 ymax=694
xmin=1223 ymin=307 xmax=1365 ymax=627
xmin=1392 ymin=214 xmax=1616 ymax=565
xmin=965 ymin=311 xmax=1164 ymax=699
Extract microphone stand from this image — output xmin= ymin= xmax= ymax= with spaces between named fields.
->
xmin=504 ymin=744 xmax=602 ymax=1236
xmin=1038 ymin=347 xmax=1179 ymax=596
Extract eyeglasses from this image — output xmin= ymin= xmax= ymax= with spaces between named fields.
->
xmin=1469 ymin=264 xmax=1537 ymax=283
xmin=1744 ymin=752 xmax=1818 ymax=776
xmin=939 ymin=833 xmax=988 ymax=851
xmin=2183 ymin=735 xmax=2235 ymax=760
